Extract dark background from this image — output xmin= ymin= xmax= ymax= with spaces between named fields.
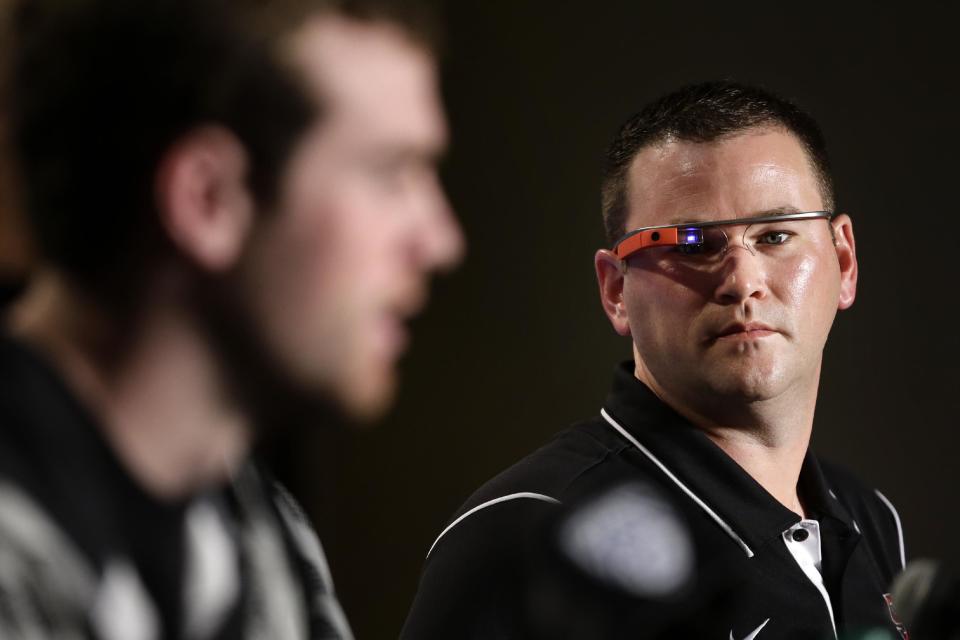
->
xmin=285 ymin=1 xmax=959 ymax=637
xmin=1 ymin=1 xmax=956 ymax=638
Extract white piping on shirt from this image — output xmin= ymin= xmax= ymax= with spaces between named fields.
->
xmin=874 ymin=489 xmax=906 ymax=570
xmin=426 ymin=492 xmax=560 ymax=558
xmin=600 ymin=408 xmax=755 ymax=558
xmin=829 ymin=489 xmax=862 ymax=534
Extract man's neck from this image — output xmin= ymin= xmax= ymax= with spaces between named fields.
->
xmin=9 ymin=269 xmax=252 ymax=501
xmin=699 ymin=423 xmax=810 ymax=517
xmin=636 ymin=360 xmax=818 ymax=518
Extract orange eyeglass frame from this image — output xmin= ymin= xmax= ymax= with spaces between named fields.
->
xmin=613 ymin=227 xmax=686 ymax=260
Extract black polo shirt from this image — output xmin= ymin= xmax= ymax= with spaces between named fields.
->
xmin=402 ymin=362 xmax=907 ymax=639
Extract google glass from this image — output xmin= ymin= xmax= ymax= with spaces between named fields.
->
xmin=612 ymin=210 xmax=833 ymax=261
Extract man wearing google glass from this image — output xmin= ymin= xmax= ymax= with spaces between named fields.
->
xmin=403 ymin=81 xmax=908 ymax=639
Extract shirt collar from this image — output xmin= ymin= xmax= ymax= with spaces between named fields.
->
xmin=601 ymin=361 xmax=858 ymax=554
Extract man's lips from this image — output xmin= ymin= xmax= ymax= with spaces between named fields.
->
xmin=711 ymin=321 xmax=778 ymax=341
xmin=377 ymin=288 xmax=428 ymax=356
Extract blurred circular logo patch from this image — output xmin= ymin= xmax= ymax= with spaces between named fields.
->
xmin=557 ymin=482 xmax=694 ymax=598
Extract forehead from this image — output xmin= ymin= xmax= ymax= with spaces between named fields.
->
xmin=624 ymin=128 xmax=824 ymax=228
xmin=285 ymin=14 xmax=446 ymax=151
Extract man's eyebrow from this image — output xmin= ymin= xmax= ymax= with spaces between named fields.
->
xmin=666 ymin=205 xmax=802 ymax=225
xmin=751 ymin=205 xmax=801 ymax=217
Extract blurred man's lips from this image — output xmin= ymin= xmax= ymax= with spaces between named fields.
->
xmin=379 ymin=295 xmax=424 ymax=357
xmin=378 ymin=313 xmax=409 ymax=357
xmin=712 ymin=322 xmax=778 ymax=341
xmin=374 ymin=283 xmax=430 ymax=360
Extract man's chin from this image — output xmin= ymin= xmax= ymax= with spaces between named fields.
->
xmin=338 ymin=378 xmax=397 ymax=426
xmin=193 ymin=277 xmax=402 ymax=430
xmin=702 ymin=368 xmax=787 ymax=403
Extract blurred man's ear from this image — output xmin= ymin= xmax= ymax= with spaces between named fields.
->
xmin=831 ymin=213 xmax=858 ymax=310
xmin=595 ymin=249 xmax=631 ymax=337
xmin=155 ymin=126 xmax=254 ymax=272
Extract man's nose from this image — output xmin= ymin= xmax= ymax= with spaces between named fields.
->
xmin=713 ymin=244 xmax=766 ymax=304
xmin=425 ymin=195 xmax=465 ymax=271
xmin=720 ymin=225 xmax=756 ymax=256
xmin=410 ymin=178 xmax=464 ymax=273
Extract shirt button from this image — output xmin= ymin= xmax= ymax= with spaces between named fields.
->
xmin=791 ymin=528 xmax=809 ymax=542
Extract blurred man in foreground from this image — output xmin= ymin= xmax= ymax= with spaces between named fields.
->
xmin=403 ymin=81 xmax=907 ymax=639
xmin=0 ymin=0 xmax=461 ymax=637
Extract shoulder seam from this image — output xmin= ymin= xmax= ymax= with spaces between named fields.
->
xmin=558 ymin=447 xmax=618 ymax=496
xmin=425 ymin=492 xmax=560 ymax=558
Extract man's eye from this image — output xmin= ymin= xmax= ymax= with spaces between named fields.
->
xmin=757 ymin=231 xmax=792 ymax=245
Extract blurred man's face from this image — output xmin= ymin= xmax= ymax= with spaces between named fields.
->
xmin=237 ymin=16 xmax=463 ymax=420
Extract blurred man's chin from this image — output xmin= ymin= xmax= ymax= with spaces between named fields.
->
xmin=336 ymin=372 xmax=397 ymax=426
xmin=239 ymin=361 xmax=397 ymax=432
xmin=193 ymin=273 xmax=403 ymax=430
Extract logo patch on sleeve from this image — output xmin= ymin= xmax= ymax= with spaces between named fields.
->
xmin=883 ymin=593 xmax=909 ymax=640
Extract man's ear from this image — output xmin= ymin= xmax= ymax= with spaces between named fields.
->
xmin=595 ymin=249 xmax=631 ymax=336
xmin=155 ymin=126 xmax=255 ymax=272
xmin=831 ymin=213 xmax=858 ymax=310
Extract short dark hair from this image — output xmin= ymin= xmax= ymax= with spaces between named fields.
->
xmin=3 ymin=0 xmax=318 ymax=297
xmin=1 ymin=0 xmax=437 ymax=301
xmin=600 ymin=81 xmax=835 ymax=246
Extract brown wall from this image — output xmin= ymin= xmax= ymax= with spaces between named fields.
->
xmin=1 ymin=2 xmax=954 ymax=637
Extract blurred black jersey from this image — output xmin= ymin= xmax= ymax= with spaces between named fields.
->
xmin=0 ymin=334 xmax=352 ymax=640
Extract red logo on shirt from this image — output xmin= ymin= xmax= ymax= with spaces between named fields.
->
xmin=883 ymin=593 xmax=909 ymax=639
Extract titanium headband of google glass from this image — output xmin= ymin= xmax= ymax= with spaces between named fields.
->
xmin=612 ymin=211 xmax=834 ymax=260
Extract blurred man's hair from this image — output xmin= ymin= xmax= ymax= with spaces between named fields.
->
xmin=0 ymin=0 xmax=437 ymax=303
xmin=600 ymin=80 xmax=835 ymax=245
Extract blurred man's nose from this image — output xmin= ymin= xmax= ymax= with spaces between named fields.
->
xmin=411 ymin=177 xmax=464 ymax=273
